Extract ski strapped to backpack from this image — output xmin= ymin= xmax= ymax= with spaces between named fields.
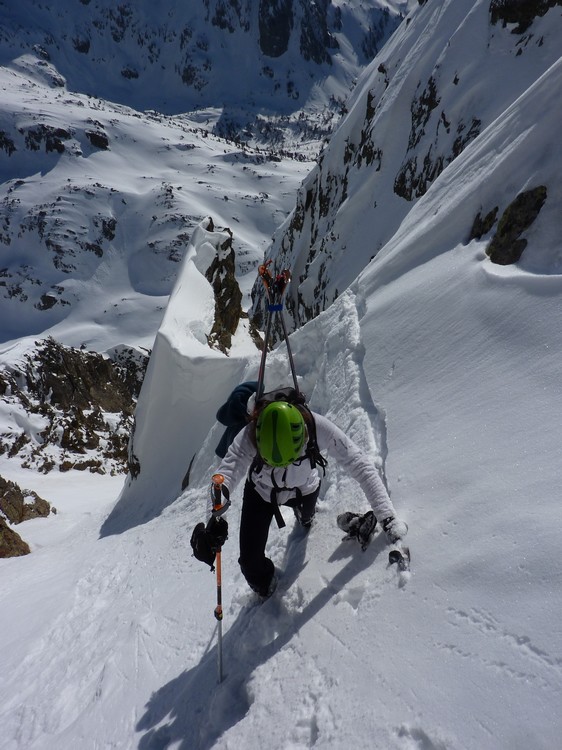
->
xmin=256 ymin=260 xmax=298 ymax=399
xmin=250 ymin=263 xmax=329 ymax=528
xmin=254 ymin=261 xmax=328 ymax=472
xmin=212 ymin=262 xmax=299 ymax=458
xmin=212 ymin=262 xmax=327 ymax=531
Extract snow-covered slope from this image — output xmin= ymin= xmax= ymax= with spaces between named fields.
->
xmin=0 ymin=2 xmax=412 ymax=484
xmin=263 ymin=0 xmax=562 ymax=331
xmin=117 ymin=0 xmax=562 ymax=531
xmin=1 ymin=1 xmax=562 ymax=749
xmin=3 ymin=227 xmax=562 ymax=747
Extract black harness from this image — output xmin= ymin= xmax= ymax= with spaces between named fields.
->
xmin=248 ymin=440 xmax=327 ymax=529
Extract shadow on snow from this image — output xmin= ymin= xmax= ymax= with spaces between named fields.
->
xmin=136 ymin=527 xmax=384 ymax=749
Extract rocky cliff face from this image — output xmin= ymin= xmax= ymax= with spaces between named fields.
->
xmin=0 ymin=516 xmax=30 ymax=557
xmin=0 ymin=474 xmax=52 ymax=557
xmin=0 ymin=338 xmax=148 ymax=475
xmin=489 ymin=0 xmax=561 ymax=32
xmin=0 ymin=0 xmax=408 ymax=148
xmin=0 ymin=475 xmax=51 ymax=524
xmin=204 ymin=222 xmax=244 ymax=354
xmin=0 ymin=475 xmax=52 ymax=558
xmin=262 ymin=0 xmax=337 ymax=64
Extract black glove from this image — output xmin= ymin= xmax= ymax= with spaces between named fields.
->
xmin=206 ymin=516 xmax=228 ymax=550
xmin=190 ymin=517 xmax=228 ymax=570
xmin=337 ymin=510 xmax=377 ymax=551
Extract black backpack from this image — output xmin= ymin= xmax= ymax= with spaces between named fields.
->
xmin=214 ymin=380 xmax=258 ymax=458
xmin=215 ymin=383 xmax=328 ymax=473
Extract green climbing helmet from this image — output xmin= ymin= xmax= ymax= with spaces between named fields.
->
xmin=256 ymin=401 xmax=306 ymax=467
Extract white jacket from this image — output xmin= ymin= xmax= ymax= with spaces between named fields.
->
xmin=216 ymin=411 xmax=397 ymax=522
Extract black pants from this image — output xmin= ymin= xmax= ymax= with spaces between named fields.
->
xmin=238 ymin=481 xmax=320 ymax=594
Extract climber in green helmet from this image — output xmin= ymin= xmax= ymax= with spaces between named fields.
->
xmin=191 ymin=388 xmax=408 ymax=598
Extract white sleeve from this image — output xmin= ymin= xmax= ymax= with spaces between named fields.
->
xmin=215 ymin=424 xmax=256 ymax=496
xmin=314 ymin=413 xmax=397 ymax=521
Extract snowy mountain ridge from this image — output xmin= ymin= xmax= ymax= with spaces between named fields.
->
xmin=123 ymin=0 xmax=562 ymax=512
xmin=0 ymin=69 xmax=306 ymax=346
xmin=260 ymin=0 xmax=562 ymax=332
xmin=0 ymin=0 xmax=413 ymax=350
xmin=0 ymin=0 xmax=413 ymax=145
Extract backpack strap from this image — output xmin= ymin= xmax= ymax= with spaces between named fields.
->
xmin=298 ymin=403 xmax=328 ymax=475
xmin=248 ymin=459 xmax=287 ymax=528
xmin=269 ymin=471 xmax=287 ymax=528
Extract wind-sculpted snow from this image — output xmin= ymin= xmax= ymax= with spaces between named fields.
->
xmin=357 ymin=54 xmax=562 ymax=295
xmin=5 ymin=223 xmax=562 ymax=747
xmin=100 ymin=219 xmax=254 ymax=535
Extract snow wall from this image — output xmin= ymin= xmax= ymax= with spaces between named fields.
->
xmin=101 ymin=222 xmax=252 ymax=535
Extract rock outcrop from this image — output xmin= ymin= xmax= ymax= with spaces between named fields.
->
xmin=0 ymin=338 xmax=148 ymax=474
xmin=0 ymin=474 xmax=53 ymax=558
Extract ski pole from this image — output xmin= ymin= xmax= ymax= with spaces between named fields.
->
xmin=211 ymin=473 xmax=230 ymax=683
